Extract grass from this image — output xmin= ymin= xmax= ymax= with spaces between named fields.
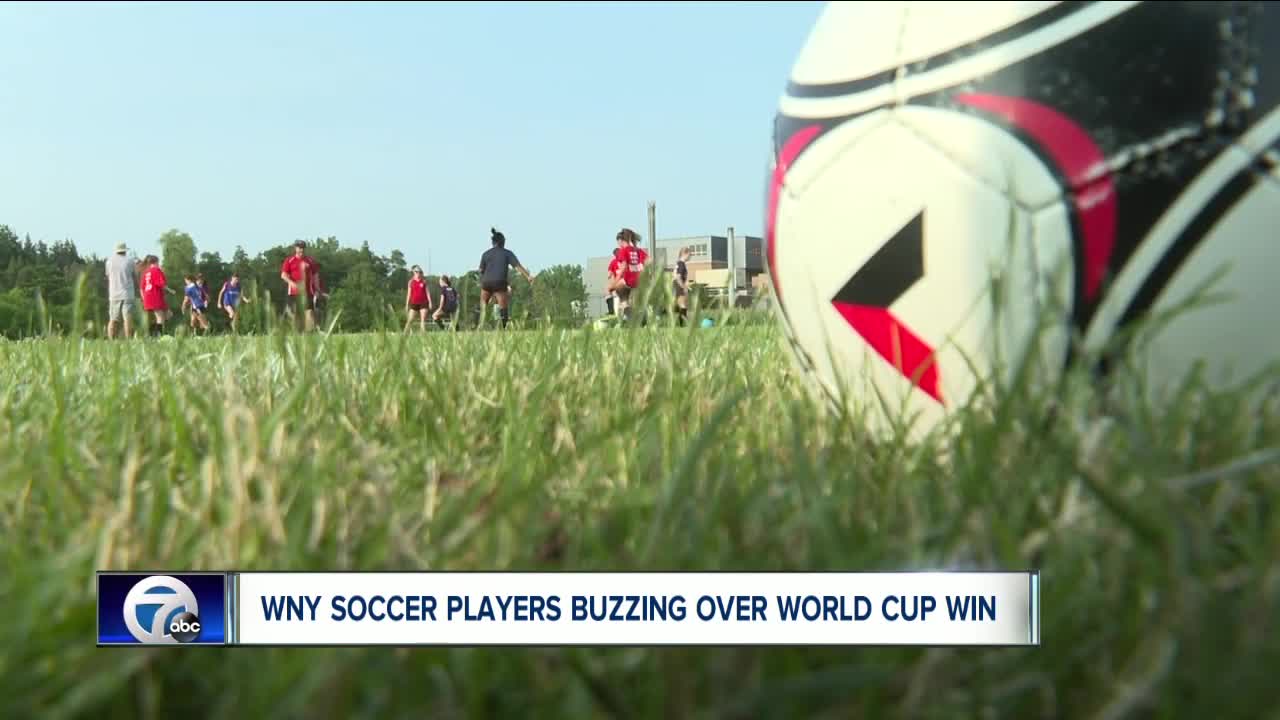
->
xmin=0 ymin=317 xmax=1277 ymax=720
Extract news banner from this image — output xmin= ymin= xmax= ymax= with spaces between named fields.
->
xmin=98 ymin=571 xmax=1040 ymax=646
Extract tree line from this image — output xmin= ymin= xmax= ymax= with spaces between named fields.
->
xmin=0 ymin=224 xmax=589 ymax=338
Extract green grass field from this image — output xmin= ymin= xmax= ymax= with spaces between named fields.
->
xmin=1 ymin=320 xmax=1277 ymax=719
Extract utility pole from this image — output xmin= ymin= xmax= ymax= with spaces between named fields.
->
xmin=647 ymin=201 xmax=657 ymax=261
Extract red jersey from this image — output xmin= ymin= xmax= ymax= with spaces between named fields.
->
xmin=608 ymin=255 xmax=621 ymax=278
xmin=408 ymin=277 xmax=428 ymax=305
xmin=281 ymin=254 xmax=319 ymax=296
xmin=622 ymin=246 xmax=646 ymax=288
xmin=141 ymin=266 xmax=167 ymax=311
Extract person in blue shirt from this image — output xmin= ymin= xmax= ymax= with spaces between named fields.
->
xmin=181 ymin=275 xmax=211 ymax=334
xmin=217 ymin=273 xmax=250 ymax=333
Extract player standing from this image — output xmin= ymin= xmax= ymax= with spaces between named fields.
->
xmin=433 ymin=275 xmax=459 ymax=330
xmin=280 ymin=240 xmax=320 ymax=332
xmin=672 ymin=245 xmax=691 ymax=326
xmin=140 ymin=255 xmax=174 ymax=337
xmin=478 ymin=228 xmax=533 ymax=329
xmin=405 ymin=265 xmax=432 ymax=332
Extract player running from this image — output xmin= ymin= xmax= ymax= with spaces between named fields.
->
xmin=605 ymin=235 xmax=628 ymax=315
xmin=217 ymin=273 xmax=250 ymax=332
xmin=405 ymin=265 xmax=433 ymax=332
xmin=433 ymin=275 xmax=459 ymax=330
xmin=478 ymin=228 xmax=533 ymax=329
xmin=196 ymin=273 xmax=211 ymax=308
xmin=140 ymin=255 xmax=175 ymax=337
xmin=280 ymin=240 xmax=321 ymax=331
xmin=608 ymin=228 xmax=646 ymax=320
xmin=182 ymin=275 xmax=211 ymax=334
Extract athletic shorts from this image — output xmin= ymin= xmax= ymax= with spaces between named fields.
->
xmin=438 ymin=305 xmax=456 ymax=316
xmin=481 ymin=281 xmax=508 ymax=294
xmin=672 ymin=281 xmax=688 ymax=297
xmin=289 ymin=293 xmax=314 ymax=311
xmin=108 ymin=299 xmax=135 ymax=322
xmin=615 ymin=286 xmax=632 ymax=301
xmin=191 ymin=306 xmax=205 ymax=316
xmin=410 ymin=303 xmax=428 ymax=312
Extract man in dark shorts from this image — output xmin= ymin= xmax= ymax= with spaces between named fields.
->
xmin=478 ymin=228 xmax=533 ymax=328
xmin=280 ymin=240 xmax=321 ymax=331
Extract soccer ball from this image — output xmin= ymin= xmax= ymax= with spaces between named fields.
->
xmin=767 ymin=0 xmax=1280 ymax=437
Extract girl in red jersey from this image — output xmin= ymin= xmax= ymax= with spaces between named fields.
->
xmin=140 ymin=255 xmax=175 ymax=336
xmin=606 ymin=233 xmax=630 ymax=316
xmin=608 ymin=228 xmax=646 ymax=320
xmin=404 ymin=265 xmax=433 ymax=332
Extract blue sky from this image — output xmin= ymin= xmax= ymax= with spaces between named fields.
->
xmin=0 ymin=1 xmax=825 ymax=273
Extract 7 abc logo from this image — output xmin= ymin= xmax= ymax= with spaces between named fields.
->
xmin=123 ymin=576 xmax=203 ymax=644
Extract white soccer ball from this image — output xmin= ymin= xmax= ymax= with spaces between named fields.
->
xmin=767 ymin=0 xmax=1280 ymax=437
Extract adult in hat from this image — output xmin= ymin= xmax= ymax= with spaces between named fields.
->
xmin=104 ymin=242 xmax=139 ymax=339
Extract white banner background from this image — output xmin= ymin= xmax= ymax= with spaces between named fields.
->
xmin=235 ymin=572 xmax=1037 ymax=646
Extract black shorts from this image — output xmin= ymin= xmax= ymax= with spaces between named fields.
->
xmin=615 ymin=286 xmax=632 ymax=301
xmin=191 ymin=307 xmax=205 ymax=316
xmin=290 ymin=293 xmax=314 ymax=311
xmin=410 ymin=303 xmax=428 ymax=312
xmin=481 ymin=281 xmax=508 ymax=294
xmin=673 ymin=281 xmax=688 ymax=297
xmin=438 ymin=305 xmax=456 ymax=316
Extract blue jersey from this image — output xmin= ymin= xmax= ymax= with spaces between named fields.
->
xmin=185 ymin=284 xmax=206 ymax=310
xmin=221 ymin=282 xmax=242 ymax=306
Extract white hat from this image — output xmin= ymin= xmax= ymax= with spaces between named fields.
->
xmin=114 ymin=242 xmax=128 ymax=253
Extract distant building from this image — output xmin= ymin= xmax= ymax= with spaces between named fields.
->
xmin=581 ymin=232 xmax=766 ymax=318
xmin=584 ymin=255 xmax=613 ymax=318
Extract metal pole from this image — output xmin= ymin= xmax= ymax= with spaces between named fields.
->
xmin=727 ymin=225 xmax=736 ymax=300
xmin=648 ymin=201 xmax=657 ymax=261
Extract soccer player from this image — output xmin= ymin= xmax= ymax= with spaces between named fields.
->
xmin=217 ymin=273 xmax=250 ymax=332
xmin=622 ymin=229 xmax=648 ymax=323
xmin=606 ymin=234 xmax=630 ymax=316
xmin=280 ymin=240 xmax=320 ymax=331
xmin=672 ymin=245 xmax=691 ymax=326
xmin=104 ymin=242 xmax=138 ymax=339
xmin=182 ymin=275 xmax=211 ymax=334
xmin=140 ymin=255 xmax=174 ymax=337
xmin=196 ymin=273 xmax=211 ymax=307
xmin=405 ymin=265 xmax=432 ymax=332
xmin=433 ymin=275 xmax=459 ymax=330
xmin=478 ymin=228 xmax=533 ymax=329
xmin=608 ymin=228 xmax=646 ymax=320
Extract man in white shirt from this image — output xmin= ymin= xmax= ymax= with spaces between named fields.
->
xmin=105 ymin=242 xmax=138 ymax=339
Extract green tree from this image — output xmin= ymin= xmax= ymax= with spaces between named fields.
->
xmin=158 ymin=229 xmax=198 ymax=281
xmin=529 ymin=263 xmax=587 ymax=327
xmin=329 ymin=262 xmax=391 ymax=332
